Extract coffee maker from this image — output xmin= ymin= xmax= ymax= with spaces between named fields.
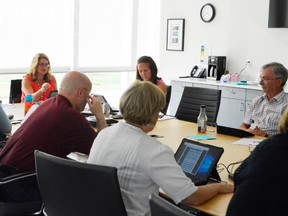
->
xmin=207 ymin=56 xmax=226 ymax=81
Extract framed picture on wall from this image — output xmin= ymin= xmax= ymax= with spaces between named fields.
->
xmin=166 ymin=19 xmax=185 ymax=51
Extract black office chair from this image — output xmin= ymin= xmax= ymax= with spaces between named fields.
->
xmin=0 ymin=171 xmax=43 ymax=216
xmin=149 ymin=193 xmax=193 ymax=216
xmin=34 ymin=150 xmax=127 ymax=216
xmin=175 ymin=86 xmax=221 ymax=123
xmin=9 ymin=79 xmax=22 ymax=104
xmin=161 ymin=85 xmax=172 ymax=115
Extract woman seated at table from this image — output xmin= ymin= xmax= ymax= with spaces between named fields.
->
xmin=87 ymin=80 xmax=233 ymax=216
xmin=226 ymin=108 xmax=288 ymax=216
xmin=136 ymin=55 xmax=167 ymax=94
xmin=21 ymin=53 xmax=57 ymax=102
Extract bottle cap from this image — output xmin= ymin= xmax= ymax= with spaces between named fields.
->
xmin=25 ymin=94 xmax=33 ymax=102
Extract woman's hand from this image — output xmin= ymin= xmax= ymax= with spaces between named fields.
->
xmin=41 ymin=83 xmax=51 ymax=92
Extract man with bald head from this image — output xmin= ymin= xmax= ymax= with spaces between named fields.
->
xmin=0 ymin=71 xmax=107 ymax=172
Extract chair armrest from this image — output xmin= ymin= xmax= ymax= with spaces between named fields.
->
xmin=0 ymin=172 xmax=35 ymax=184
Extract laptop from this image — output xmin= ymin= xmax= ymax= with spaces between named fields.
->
xmin=82 ymin=94 xmax=120 ymax=117
xmin=91 ymin=94 xmax=119 ymax=113
xmin=174 ymin=138 xmax=224 ymax=186
xmin=217 ymin=125 xmax=254 ymax=138
xmin=48 ymin=90 xmax=58 ymax=98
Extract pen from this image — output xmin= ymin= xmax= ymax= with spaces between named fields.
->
xmin=150 ymin=135 xmax=164 ymax=138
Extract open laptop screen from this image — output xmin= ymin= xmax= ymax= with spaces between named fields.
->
xmin=175 ymin=138 xmax=224 ymax=185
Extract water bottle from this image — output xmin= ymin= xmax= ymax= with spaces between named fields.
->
xmin=24 ymin=94 xmax=33 ymax=115
xmin=197 ymin=105 xmax=208 ymax=133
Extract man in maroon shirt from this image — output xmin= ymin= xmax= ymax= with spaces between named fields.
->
xmin=0 ymin=71 xmax=107 ymax=172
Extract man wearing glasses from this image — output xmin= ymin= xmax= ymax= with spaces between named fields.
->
xmin=240 ymin=62 xmax=288 ymax=137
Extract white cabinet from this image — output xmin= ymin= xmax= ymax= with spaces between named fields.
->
xmin=193 ymin=83 xmax=218 ymax=89
xmin=217 ymin=86 xmax=246 ymax=128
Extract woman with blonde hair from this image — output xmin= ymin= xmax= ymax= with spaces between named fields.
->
xmin=21 ymin=53 xmax=57 ymax=102
xmin=88 ymin=80 xmax=233 ymax=216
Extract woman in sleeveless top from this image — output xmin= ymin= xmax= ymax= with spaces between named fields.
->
xmin=21 ymin=53 xmax=57 ymax=102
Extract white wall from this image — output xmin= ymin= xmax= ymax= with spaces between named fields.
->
xmin=158 ymin=0 xmax=288 ymax=83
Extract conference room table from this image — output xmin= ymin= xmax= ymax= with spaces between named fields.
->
xmin=5 ymin=103 xmax=264 ymax=216
xmin=151 ymin=116 xmax=264 ymax=216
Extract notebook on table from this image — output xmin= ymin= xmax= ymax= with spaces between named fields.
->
xmin=174 ymin=138 xmax=224 ymax=186
xmin=217 ymin=125 xmax=254 ymax=138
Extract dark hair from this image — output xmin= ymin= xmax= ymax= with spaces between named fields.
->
xmin=136 ymin=56 xmax=160 ymax=85
xmin=262 ymin=62 xmax=288 ymax=87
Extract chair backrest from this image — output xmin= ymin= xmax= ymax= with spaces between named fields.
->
xmin=175 ymin=86 xmax=221 ymax=123
xmin=9 ymin=79 xmax=22 ymax=104
xmin=149 ymin=193 xmax=193 ymax=216
xmin=162 ymin=85 xmax=172 ymax=115
xmin=0 ymin=171 xmax=42 ymax=216
xmin=34 ymin=150 xmax=127 ymax=216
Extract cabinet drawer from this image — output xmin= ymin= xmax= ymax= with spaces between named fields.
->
xmin=171 ymin=81 xmax=193 ymax=92
xmin=219 ymin=86 xmax=245 ymax=100
xmin=193 ymin=83 xmax=218 ymax=89
xmin=246 ymin=89 xmax=262 ymax=101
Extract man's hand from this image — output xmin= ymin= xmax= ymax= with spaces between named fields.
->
xmin=247 ymin=127 xmax=266 ymax=137
xmin=87 ymin=96 xmax=107 ymax=131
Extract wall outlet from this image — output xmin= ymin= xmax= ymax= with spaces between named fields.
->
xmin=246 ymin=60 xmax=251 ymax=67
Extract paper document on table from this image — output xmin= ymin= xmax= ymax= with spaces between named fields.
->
xmin=67 ymin=152 xmax=88 ymax=163
xmin=233 ymin=138 xmax=261 ymax=146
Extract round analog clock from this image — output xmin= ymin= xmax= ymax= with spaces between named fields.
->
xmin=200 ymin=3 xmax=216 ymax=23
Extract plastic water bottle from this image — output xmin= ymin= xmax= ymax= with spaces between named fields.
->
xmin=24 ymin=94 xmax=33 ymax=115
xmin=197 ymin=105 xmax=208 ymax=133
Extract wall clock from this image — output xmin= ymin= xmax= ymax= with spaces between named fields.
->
xmin=200 ymin=3 xmax=216 ymax=23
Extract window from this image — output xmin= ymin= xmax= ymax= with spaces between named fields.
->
xmin=0 ymin=0 xmax=160 ymax=106
xmin=78 ymin=0 xmax=134 ymax=69
xmin=0 ymin=0 xmax=72 ymax=71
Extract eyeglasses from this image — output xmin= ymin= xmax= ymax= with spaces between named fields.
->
xmin=38 ymin=63 xmax=50 ymax=68
xmin=258 ymin=77 xmax=281 ymax=82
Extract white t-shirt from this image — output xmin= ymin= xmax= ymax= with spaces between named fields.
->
xmin=87 ymin=122 xmax=197 ymax=216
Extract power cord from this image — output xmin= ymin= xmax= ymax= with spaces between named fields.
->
xmin=217 ymin=161 xmax=243 ymax=180
xmin=237 ymin=61 xmax=251 ymax=79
